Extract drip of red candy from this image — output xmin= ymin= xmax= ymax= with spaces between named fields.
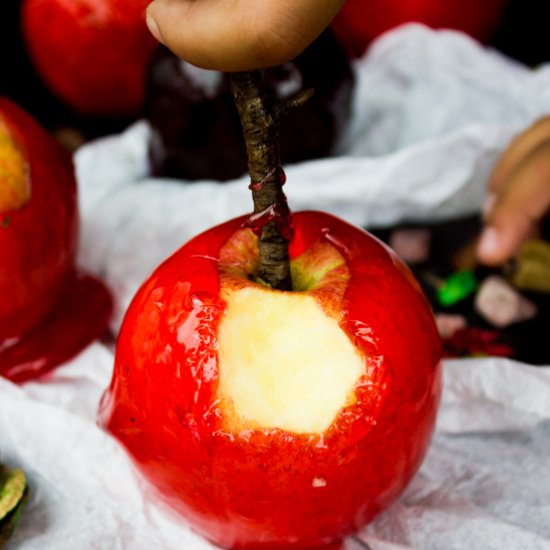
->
xmin=0 ymin=272 xmax=112 ymax=383
xmin=244 ymin=165 xmax=294 ymax=241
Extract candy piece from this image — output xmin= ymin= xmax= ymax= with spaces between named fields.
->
xmin=511 ymin=239 xmax=550 ymax=293
xmin=389 ymin=228 xmax=431 ymax=264
xmin=435 ymin=313 xmax=467 ymax=339
xmin=474 ymin=275 xmax=538 ymax=328
xmin=437 ymin=270 xmax=478 ymax=307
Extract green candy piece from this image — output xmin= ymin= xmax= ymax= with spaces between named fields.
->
xmin=437 ymin=270 xmax=478 ymax=307
xmin=0 ymin=465 xmax=28 ymax=547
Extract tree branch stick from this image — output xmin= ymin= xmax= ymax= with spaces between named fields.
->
xmin=230 ymin=70 xmax=293 ymax=290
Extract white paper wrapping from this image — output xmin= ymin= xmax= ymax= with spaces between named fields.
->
xmin=3 ymin=351 xmax=550 ymax=550
xmin=2 ymin=24 xmax=550 ymax=549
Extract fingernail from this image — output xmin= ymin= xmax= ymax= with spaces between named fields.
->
xmin=482 ymin=192 xmax=497 ymax=218
xmin=146 ymin=12 xmax=164 ymax=44
xmin=478 ymin=226 xmax=500 ymax=259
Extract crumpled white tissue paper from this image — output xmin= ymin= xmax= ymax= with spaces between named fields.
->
xmin=2 ymin=24 xmax=550 ymax=550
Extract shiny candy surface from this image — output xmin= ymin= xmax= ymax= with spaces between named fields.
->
xmin=0 ymin=272 xmax=112 ymax=383
xmin=0 ymin=98 xmax=112 ymax=382
xmin=100 ymin=211 xmax=442 ymax=549
xmin=0 ymin=98 xmax=77 ymax=341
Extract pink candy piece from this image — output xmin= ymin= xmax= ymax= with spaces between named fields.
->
xmin=435 ymin=313 xmax=467 ymax=339
xmin=389 ymin=228 xmax=431 ymax=264
xmin=474 ymin=275 xmax=538 ymax=328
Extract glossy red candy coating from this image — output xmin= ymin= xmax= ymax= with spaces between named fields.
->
xmin=0 ymin=98 xmax=112 ymax=382
xmin=100 ymin=211 xmax=442 ymax=549
xmin=0 ymin=272 xmax=112 ymax=383
xmin=0 ymin=98 xmax=77 ymax=341
xmin=21 ymin=0 xmax=157 ymax=117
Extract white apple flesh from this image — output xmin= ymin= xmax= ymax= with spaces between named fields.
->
xmin=218 ymin=286 xmax=365 ymax=434
xmin=217 ymin=231 xmax=364 ymax=434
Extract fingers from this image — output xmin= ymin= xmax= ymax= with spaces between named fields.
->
xmin=489 ymin=115 xmax=550 ymax=194
xmin=146 ymin=0 xmax=345 ymax=71
xmin=478 ymin=138 xmax=550 ymax=265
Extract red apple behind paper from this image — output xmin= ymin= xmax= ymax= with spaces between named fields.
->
xmin=332 ymin=0 xmax=508 ymax=58
xmin=0 ymin=98 xmax=111 ymax=382
xmin=100 ymin=211 xmax=442 ymax=549
xmin=21 ymin=0 xmax=157 ymax=117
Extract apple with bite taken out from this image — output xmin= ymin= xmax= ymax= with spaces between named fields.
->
xmin=0 ymin=97 xmax=112 ymax=382
xmin=20 ymin=0 xmax=157 ymax=117
xmin=99 ymin=210 xmax=442 ymax=548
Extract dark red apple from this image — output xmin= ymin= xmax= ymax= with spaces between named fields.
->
xmin=21 ymin=0 xmax=158 ymax=117
xmin=146 ymin=30 xmax=354 ymax=181
xmin=99 ymin=211 xmax=442 ymax=549
xmin=0 ymin=97 xmax=111 ymax=382
xmin=331 ymin=0 xmax=508 ymax=58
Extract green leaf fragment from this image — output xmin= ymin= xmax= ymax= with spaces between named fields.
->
xmin=0 ymin=465 xmax=28 ymax=547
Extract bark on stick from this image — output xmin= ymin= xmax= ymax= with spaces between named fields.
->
xmin=231 ymin=70 xmax=312 ymax=291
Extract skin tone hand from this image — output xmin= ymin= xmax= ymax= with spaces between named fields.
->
xmin=146 ymin=0 xmax=345 ymax=72
xmin=477 ymin=116 xmax=550 ymax=266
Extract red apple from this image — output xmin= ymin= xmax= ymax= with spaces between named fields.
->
xmin=0 ymin=97 xmax=112 ymax=382
xmin=0 ymin=97 xmax=76 ymax=340
xmin=99 ymin=211 xmax=442 ymax=549
xmin=21 ymin=0 xmax=158 ymax=117
xmin=331 ymin=0 xmax=508 ymax=58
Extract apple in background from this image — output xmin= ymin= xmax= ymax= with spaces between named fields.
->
xmin=0 ymin=97 xmax=76 ymax=340
xmin=99 ymin=211 xmax=441 ymax=549
xmin=146 ymin=30 xmax=354 ymax=181
xmin=21 ymin=0 xmax=158 ymax=117
xmin=331 ymin=0 xmax=509 ymax=58
xmin=0 ymin=98 xmax=111 ymax=383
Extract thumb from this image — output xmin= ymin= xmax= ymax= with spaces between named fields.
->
xmin=146 ymin=0 xmax=345 ymax=71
